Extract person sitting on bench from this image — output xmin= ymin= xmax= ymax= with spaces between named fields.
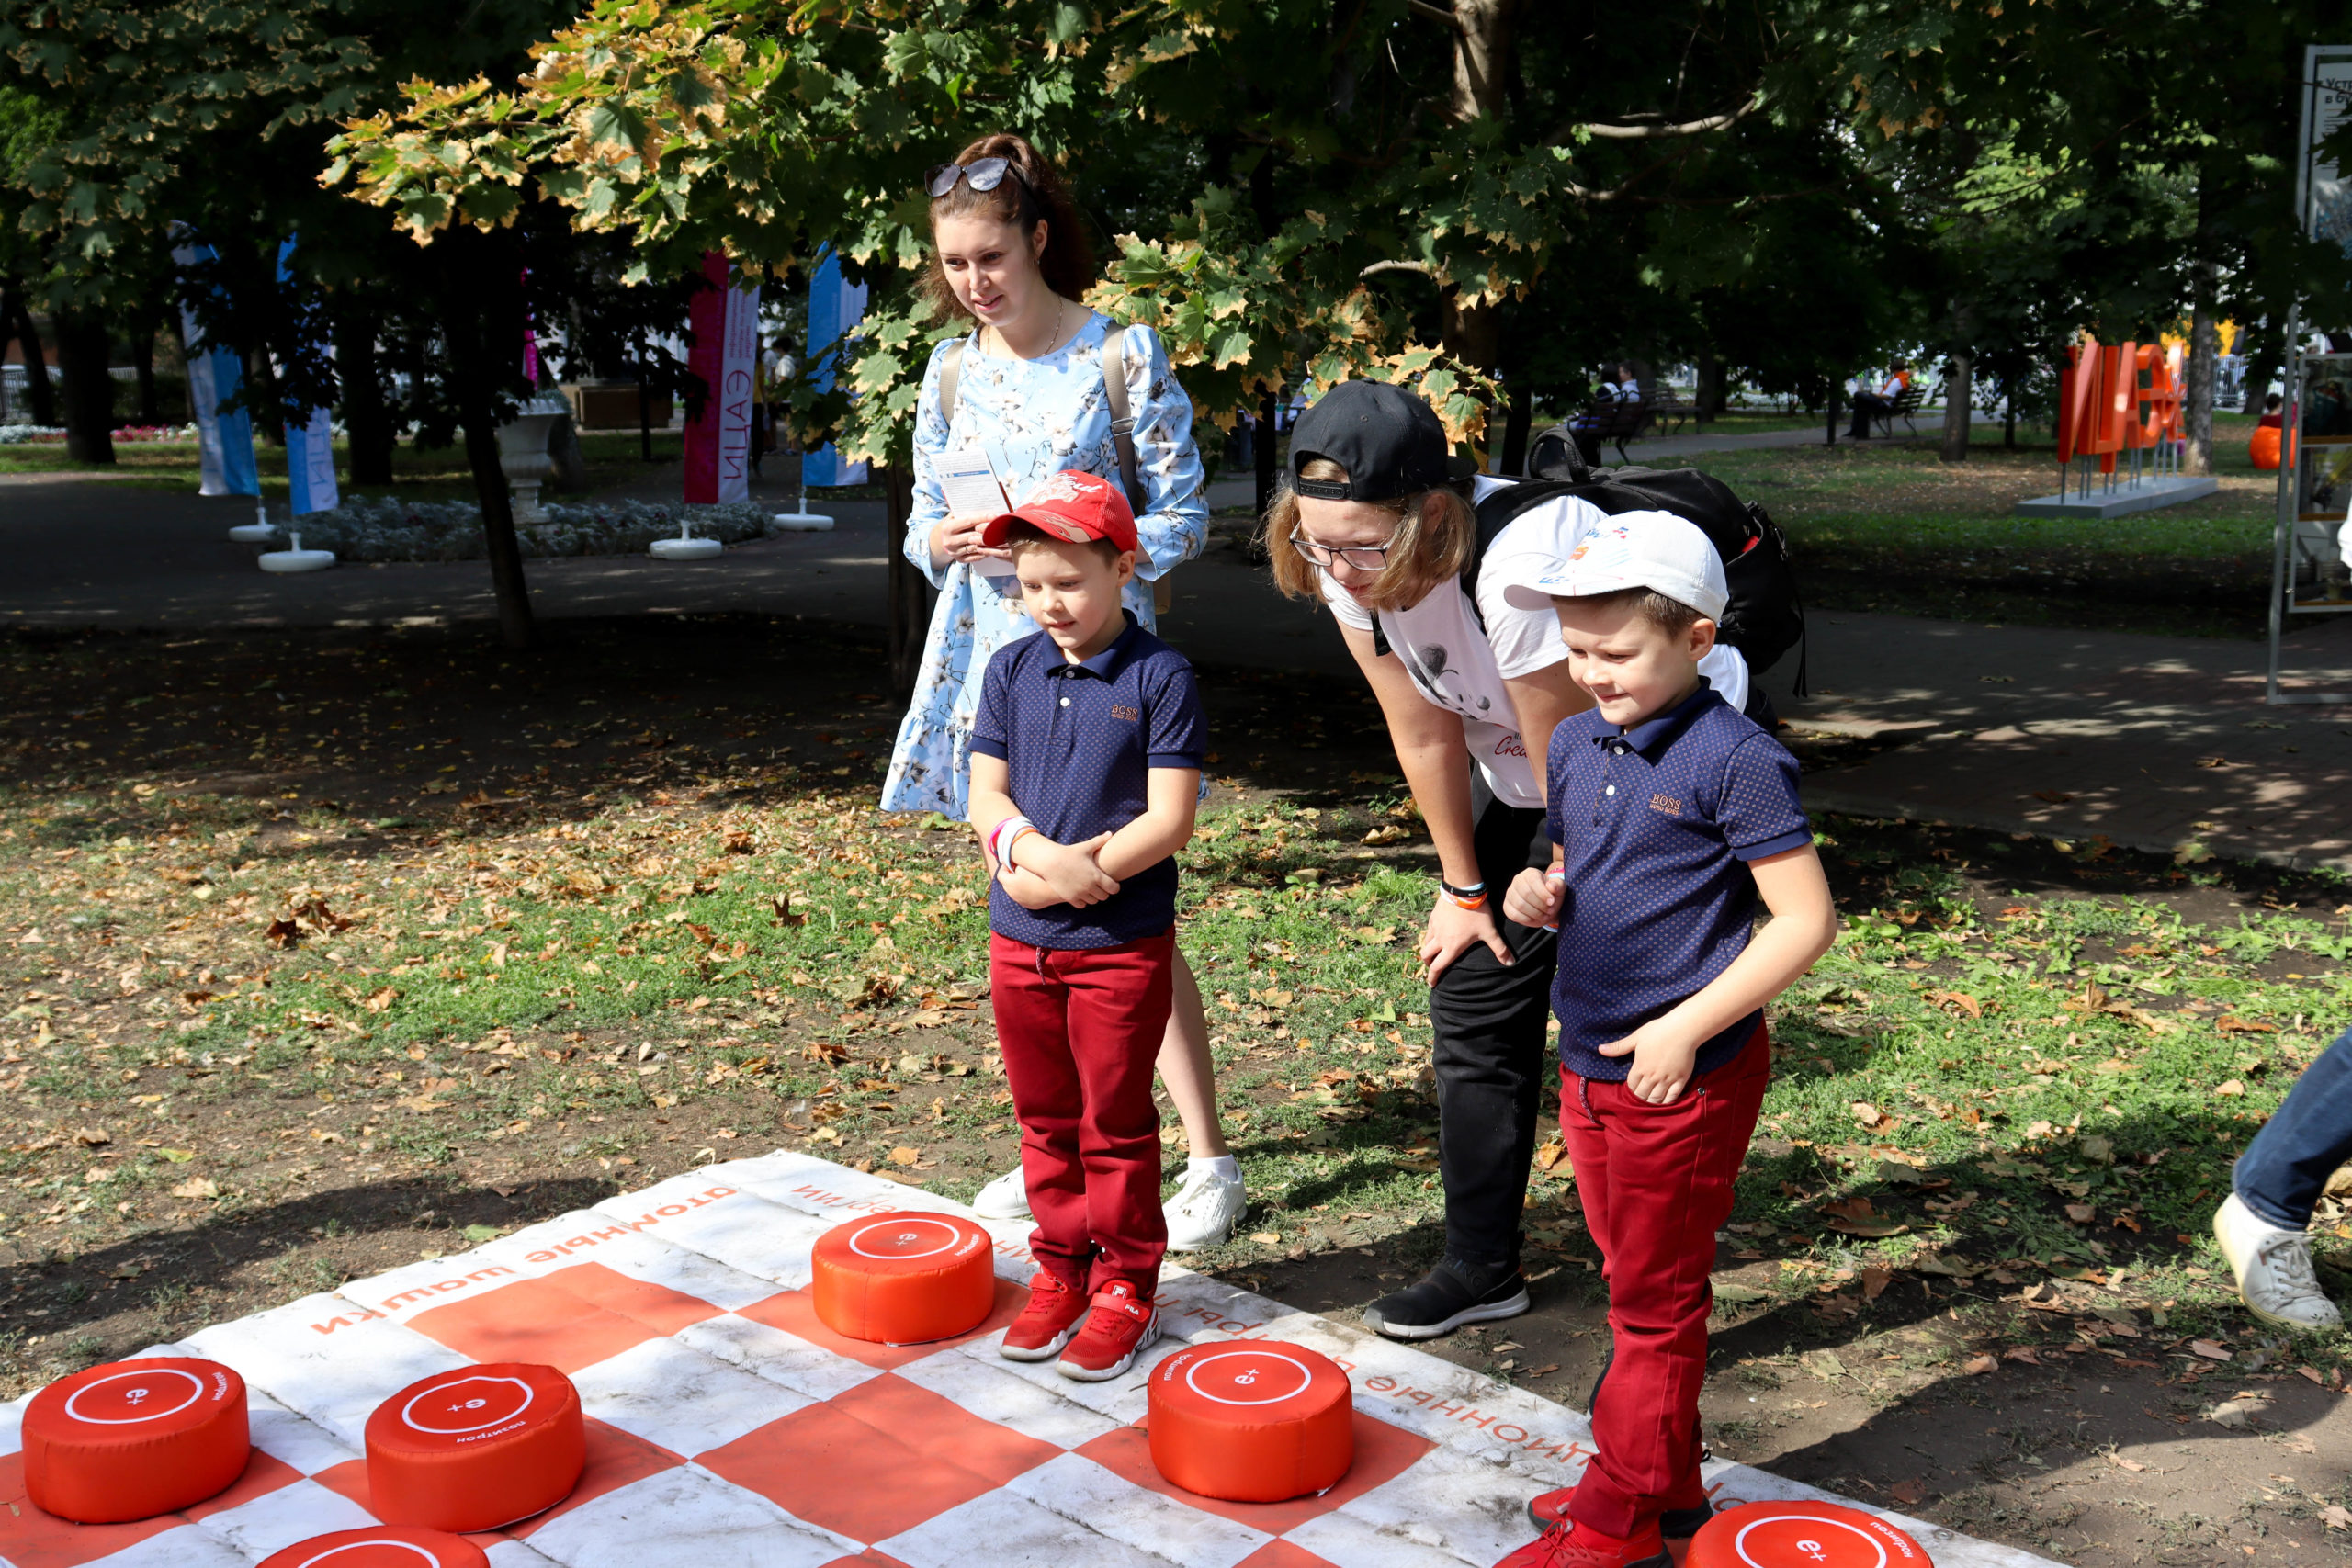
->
xmin=1848 ymin=361 xmax=1909 ymax=440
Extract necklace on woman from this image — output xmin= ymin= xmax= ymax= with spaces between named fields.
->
xmin=993 ymin=299 xmax=1075 ymax=361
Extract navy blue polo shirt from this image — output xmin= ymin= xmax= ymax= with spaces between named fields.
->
xmin=970 ymin=613 xmax=1205 ymax=950
xmin=1544 ymin=679 xmax=1812 ymax=1081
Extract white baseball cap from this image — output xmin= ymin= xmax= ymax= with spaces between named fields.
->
xmin=1496 ymin=509 xmax=1729 ymax=621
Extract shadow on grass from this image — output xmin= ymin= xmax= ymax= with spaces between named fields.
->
xmin=6 ymin=1173 xmax=621 ymax=1353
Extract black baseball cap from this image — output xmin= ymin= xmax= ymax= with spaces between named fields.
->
xmin=1288 ymin=380 xmax=1476 ymax=502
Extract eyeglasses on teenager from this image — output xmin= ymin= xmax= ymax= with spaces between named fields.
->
xmin=1289 ymin=531 xmax=1396 ymax=571
xmin=923 ymin=158 xmax=1028 ymax=198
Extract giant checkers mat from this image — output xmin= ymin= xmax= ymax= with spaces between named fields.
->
xmin=0 ymin=1153 xmax=2055 ymax=1567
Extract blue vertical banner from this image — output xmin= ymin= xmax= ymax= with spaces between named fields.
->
xmin=803 ymin=247 xmax=869 ymax=488
xmin=170 ymin=236 xmax=259 ymax=498
xmin=276 ymin=238 xmax=339 ymax=515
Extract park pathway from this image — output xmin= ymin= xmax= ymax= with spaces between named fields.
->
xmin=6 ymin=454 xmax=2344 ymax=872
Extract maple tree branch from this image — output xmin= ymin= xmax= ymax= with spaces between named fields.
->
xmin=1564 ymin=94 xmax=1761 ymax=142
xmin=1406 ymin=0 xmax=1466 ymax=33
xmin=1360 ymin=259 xmax=1435 ymax=278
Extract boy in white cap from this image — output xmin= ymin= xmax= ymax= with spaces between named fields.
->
xmin=1487 ymin=513 xmax=1840 ymax=1568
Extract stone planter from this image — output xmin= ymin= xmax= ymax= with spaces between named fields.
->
xmin=497 ymin=393 xmax=572 ymax=524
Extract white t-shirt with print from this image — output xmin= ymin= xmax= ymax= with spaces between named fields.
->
xmin=1321 ymin=475 xmax=1749 ymax=809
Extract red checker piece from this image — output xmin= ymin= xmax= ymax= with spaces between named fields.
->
xmin=22 ymin=1356 xmax=250 ymax=1523
xmin=1689 ymin=1500 xmax=1932 ymax=1568
xmin=1147 ymin=1342 xmax=1354 ymax=1503
xmin=811 ymin=1212 xmax=996 ymax=1345
xmin=259 ymin=1526 xmax=492 ymax=1568
xmin=365 ymin=1362 xmax=584 ymax=1533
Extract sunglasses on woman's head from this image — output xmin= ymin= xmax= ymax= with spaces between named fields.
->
xmin=924 ymin=158 xmax=1023 ymax=198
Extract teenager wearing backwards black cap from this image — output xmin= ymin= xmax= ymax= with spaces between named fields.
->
xmin=1262 ymin=380 xmax=1754 ymax=1338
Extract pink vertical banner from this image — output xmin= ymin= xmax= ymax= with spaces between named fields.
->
xmin=684 ymin=251 xmax=761 ymax=503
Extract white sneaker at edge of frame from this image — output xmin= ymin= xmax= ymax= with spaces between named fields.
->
xmin=972 ymin=1165 xmax=1032 ymax=1221
xmin=1164 ymin=1165 xmax=1248 ymax=1251
xmin=2213 ymin=1191 xmax=2342 ymax=1331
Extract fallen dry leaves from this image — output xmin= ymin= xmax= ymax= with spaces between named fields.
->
xmin=1925 ymin=989 xmax=1983 ymax=1019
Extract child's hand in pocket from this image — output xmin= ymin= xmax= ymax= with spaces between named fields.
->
xmin=1597 ymin=1021 xmax=1701 ymax=1104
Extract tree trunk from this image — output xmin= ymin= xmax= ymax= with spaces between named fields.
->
xmin=1434 ymin=0 xmax=1520 ymax=379
xmin=132 ymin=323 xmax=158 ymax=425
xmin=442 ymin=286 xmax=536 ymax=650
xmin=2242 ymin=325 xmax=2278 ymax=415
xmin=248 ymin=348 xmax=285 ymax=446
xmin=1939 ymin=350 xmax=1973 ymax=463
xmin=1448 ymin=0 xmax=1521 ymax=121
xmin=1825 ymin=385 xmax=1839 ymax=447
xmin=2184 ymin=304 xmax=2217 ymax=476
xmin=2003 ymin=369 xmax=2018 ymax=448
xmin=637 ymin=330 xmax=655 ymax=463
xmin=54 ymin=309 xmax=117 ymax=466
xmin=3 ymin=286 xmax=58 ymax=427
xmin=1441 ymin=293 xmax=1501 ymax=377
xmin=1694 ymin=347 xmax=1722 ymax=427
xmin=337 ymin=312 xmax=397 ymax=485
xmin=1254 ymin=390 xmax=1277 ymax=518
xmin=884 ymin=464 xmax=932 ymax=701
xmin=1500 ymin=378 xmax=1532 ymax=475
xmin=2183 ymin=176 xmax=2219 ymax=476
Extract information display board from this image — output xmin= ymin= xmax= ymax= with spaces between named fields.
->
xmin=2266 ymin=45 xmax=2352 ymax=703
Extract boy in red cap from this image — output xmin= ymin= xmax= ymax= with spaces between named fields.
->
xmin=967 ymin=469 xmax=1205 ymax=1381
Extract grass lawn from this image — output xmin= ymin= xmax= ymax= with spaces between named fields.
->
xmin=2 ymin=615 xmax=2350 ymax=1562
xmin=1698 ymin=413 xmax=2291 ymax=638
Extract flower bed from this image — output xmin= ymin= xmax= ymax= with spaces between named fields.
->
xmin=272 ymin=496 xmax=779 ymax=562
xmin=0 ymin=423 xmax=196 ymax=445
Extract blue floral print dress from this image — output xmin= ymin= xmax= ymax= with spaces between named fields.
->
xmin=879 ymin=313 xmax=1209 ymax=817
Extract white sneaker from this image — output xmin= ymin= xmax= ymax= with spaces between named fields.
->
xmin=972 ymin=1165 xmax=1032 ymax=1221
xmin=1163 ymin=1164 xmax=1248 ymax=1251
xmin=2214 ymin=1192 xmax=2342 ymax=1331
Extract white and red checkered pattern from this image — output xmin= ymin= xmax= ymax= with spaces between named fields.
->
xmin=0 ymin=1153 xmax=2054 ymax=1567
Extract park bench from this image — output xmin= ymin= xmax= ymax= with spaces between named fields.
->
xmin=1870 ymin=380 xmax=1928 ymax=437
xmin=1643 ymin=388 xmax=1697 ymax=435
xmin=1565 ymin=396 xmax=1653 ymax=465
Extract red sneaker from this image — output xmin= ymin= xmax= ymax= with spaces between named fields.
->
xmin=1529 ymin=1488 xmax=1713 ymax=1540
xmin=1056 ymin=1280 xmax=1160 ymax=1382
xmin=1491 ymin=1517 xmax=1669 ymax=1568
xmin=1001 ymin=1269 xmax=1088 ymax=1361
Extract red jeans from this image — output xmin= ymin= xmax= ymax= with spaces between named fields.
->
xmin=989 ymin=930 xmax=1171 ymax=1295
xmin=1559 ymin=1022 xmax=1770 ymax=1539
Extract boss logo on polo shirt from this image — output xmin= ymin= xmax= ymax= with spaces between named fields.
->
xmin=1649 ymin=793 xmax=1683 ymax=817
xmin=1110 ymin=704 xmax=1140 ymax=723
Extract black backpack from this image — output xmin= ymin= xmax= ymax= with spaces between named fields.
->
xmin=1482 ymin=423 xmax=1808 ymax=691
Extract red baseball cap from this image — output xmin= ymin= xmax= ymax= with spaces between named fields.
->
xmin=978 ymin=469 xmax=1137 ymax=553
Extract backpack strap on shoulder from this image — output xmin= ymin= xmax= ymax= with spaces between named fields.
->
xmin=1101 ymin=324 xmax=1171 ymax=612
xmin=936 ymin=338 xmax=966 ymax=430
xmin=1100 ymin=325 xmax=1147 ymax=517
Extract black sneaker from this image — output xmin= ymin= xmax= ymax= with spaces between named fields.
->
xmin=1526 ymin=1484 xmax=1714 ymax=1539
xmin=1362 ymin=1260 xmax=1530 ymax=1340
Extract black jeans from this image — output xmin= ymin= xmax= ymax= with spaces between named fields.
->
xmin=1849 ymin=391 xmax=1892 ymax=437
xmin=1430 ymin=800 xmax=1558 ymax=1273
xmin=2233 ymin=1022 xmax=2352 ymax=1229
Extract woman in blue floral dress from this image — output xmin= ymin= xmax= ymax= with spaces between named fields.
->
xmin=878 ymin=131 xmax=1246 ymax=1248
